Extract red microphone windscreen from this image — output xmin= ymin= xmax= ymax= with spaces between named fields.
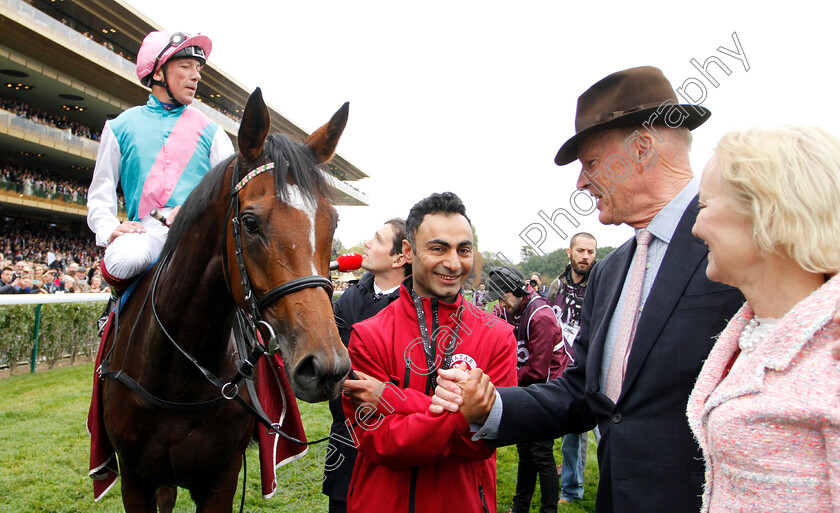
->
xmin=336 ymin=253 xmax=363 ymax=272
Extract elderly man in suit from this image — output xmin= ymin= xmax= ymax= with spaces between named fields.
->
xmin=430 ymin=66 xmax=745 ymax=513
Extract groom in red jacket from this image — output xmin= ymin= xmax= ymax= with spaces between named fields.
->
xmin=342 ymin=192 xmax=517 ymax=513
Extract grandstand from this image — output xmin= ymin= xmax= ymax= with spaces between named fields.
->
xmin=0 ymin=0 xmax=369 ymax=260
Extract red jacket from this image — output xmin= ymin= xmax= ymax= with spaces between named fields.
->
xmin=343 ymin=280 xmax=517 ymax=513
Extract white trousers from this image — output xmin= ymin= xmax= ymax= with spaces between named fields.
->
xmin=102 ymin=207 xmax=173 ymax=280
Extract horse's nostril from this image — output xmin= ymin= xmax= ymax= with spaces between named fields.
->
xmin=294 ymin=354 xmax=352 ymax=387
xmin=294 ymin=355 xmax=318 ymax=383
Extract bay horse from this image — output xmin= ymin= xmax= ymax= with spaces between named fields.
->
xmin=98 ymin=88 xmax=352 ymax=512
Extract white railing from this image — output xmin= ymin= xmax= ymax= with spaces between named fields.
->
xmin=0 ymin=293 xmax=107 ymax=373
xmin=0 ymin=292 xmax=109 ymax=306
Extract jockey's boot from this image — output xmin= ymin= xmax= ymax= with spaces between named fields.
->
xmin=96 ymin=291 xmax=117 ymax=337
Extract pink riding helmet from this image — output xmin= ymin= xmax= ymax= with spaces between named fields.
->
xmin=135 ymin=31 xmax=212 ymax=87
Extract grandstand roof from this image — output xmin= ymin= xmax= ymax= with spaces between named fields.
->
xmin=0 ymin=0 xmax=369 ymax=223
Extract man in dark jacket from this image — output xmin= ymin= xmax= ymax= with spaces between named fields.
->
xmin=547 ymin=232 xmax=597 ymax=504
xmin=0 ymin=266 xmax=26 ymax=294
xmin=487 ymin=266 xmax=570 ymax=513
xmin=431 ymin=67 xmax=745 ymax=513
xmin=323 ymin=218 xmax=409 ymax=513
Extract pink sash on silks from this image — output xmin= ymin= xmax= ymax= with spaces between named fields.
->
xmin=87 ymin=314 xmax=308 ymax=500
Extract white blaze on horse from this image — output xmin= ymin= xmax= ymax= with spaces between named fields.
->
xmin=90 ymin=88 xmax=351 ymax=512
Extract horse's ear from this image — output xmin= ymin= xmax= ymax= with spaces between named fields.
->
xmin=304 ymin=102 xmax=349 ymax=164
xmin=238 ymin=88 xmax=271 ymax=162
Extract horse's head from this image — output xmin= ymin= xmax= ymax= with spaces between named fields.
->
xmin=227 ymin=88 xmax=351 ymax=402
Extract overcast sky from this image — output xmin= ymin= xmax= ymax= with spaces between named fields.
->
xmin=128 ymin=0 xmax=839 ymax=262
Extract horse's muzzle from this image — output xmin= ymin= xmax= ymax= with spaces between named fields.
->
xmin=292 ymin=351 xmax=352 ymax=403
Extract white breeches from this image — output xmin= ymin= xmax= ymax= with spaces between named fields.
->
xmin=102 ymin=208 xmax=173 ymax=280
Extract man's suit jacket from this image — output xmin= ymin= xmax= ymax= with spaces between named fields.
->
xmin=494 ymin=197 xmax=745 ymax=513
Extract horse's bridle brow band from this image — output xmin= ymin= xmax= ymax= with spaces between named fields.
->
xmin=231 ymin=162 xmax=274 ymax=194
xmin=227 ymin=158 xmax=334 ymax=323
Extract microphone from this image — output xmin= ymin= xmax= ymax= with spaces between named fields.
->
xmin=329 ymin=253 xmax=363 ymax=272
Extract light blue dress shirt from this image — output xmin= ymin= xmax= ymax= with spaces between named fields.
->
xmin=472 ymin=177 xmax=700 ymax=440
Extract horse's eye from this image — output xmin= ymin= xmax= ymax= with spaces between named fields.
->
xmin=241 ymin=215 xmax=259 ymax=233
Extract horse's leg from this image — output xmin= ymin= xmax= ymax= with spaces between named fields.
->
xmin=119 ymin=466 xmax=158 ymax=513
xmin=191 ymin=456 xmax=244 ymax=513
xmin=155 ymin=486 xmax=177 ymax=513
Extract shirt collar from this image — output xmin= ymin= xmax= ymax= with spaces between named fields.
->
xmin=642 ymin=176 xmax=699 ymax=244
xmin=145 ymin=94 xmax=185 ymax=113
xmin=373 ymin=280 xmax=399 ymax=296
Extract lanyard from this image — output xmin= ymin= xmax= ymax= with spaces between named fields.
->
xmin=411 ymin=290 xmax=460 ymax=394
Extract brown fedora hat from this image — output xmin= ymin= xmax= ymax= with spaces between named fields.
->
xmin=554 ymin=66 xmax=711 ymax=165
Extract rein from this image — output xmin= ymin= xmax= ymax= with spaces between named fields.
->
xmin=100 ymin=157 xmax=336 ymax=447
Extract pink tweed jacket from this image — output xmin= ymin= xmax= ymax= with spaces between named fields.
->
xmin=687 ymin=275 xmax=840 ymax=513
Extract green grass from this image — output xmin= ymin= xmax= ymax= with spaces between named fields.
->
xmin=0 ymin=363 xmax=597 ymax=512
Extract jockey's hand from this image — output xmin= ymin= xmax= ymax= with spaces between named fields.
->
xmin=165 ymin=205 xmax=181 ymax=227
xmin=108 ymin=221 xmax=145 ymax=243
xmin=342 ymin=371 xmax=384 ymax=409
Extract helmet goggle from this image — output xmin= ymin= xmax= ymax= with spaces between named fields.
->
xmin=150 ymin=32 xmax=205 ymax=80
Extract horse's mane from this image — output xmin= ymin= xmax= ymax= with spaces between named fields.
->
xmin=162 ymin=133 xmax=332 ymax=256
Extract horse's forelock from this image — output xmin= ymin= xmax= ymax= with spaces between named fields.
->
xmin=264 ymin=134 xmax=331 ymax=205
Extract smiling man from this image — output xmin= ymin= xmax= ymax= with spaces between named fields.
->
xmin=341 ymin=192 xmax=517 ymax=513
xmin=430 ymin=67 xmax=747 ymax=513
xmin=323 ymin=218 xmax=409 ymax=513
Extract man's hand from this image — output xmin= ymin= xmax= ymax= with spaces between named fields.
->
xmin=342 ymin=370 xmax=384 ymax=409
xmin=458 ymin=368 xmax=496 ymax=425
xmin=108 ymin=221 xmax=145 ymax=243
xmin=430 ymin=364 xmax=496 ymax=425
xmin=429 ymin=365 xmax=469 ymax=415
xmin=165 ymin=205 xmax=181 ymax=226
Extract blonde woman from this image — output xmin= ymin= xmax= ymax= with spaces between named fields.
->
xmin=688 ymin=126 xmax=840 ymax=512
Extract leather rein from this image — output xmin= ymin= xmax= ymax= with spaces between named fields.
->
xmin=99 ymin=158 xmax=334 ymax=447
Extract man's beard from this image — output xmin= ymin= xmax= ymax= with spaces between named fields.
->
xmin=572 ymin=260 xmax=593 ymax=275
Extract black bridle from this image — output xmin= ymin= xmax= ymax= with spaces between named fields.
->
xmin=101 ymin=157 xmax=336 ymax=447
xmin=223 ymin=158 xmax=333 ymax=348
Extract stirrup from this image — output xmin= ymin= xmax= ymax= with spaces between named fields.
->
xmin=96 ymin=292 xmax=118 ymax=337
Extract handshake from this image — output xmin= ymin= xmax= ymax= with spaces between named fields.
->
xmin=342 ymin=362 xmax=498 ymax=424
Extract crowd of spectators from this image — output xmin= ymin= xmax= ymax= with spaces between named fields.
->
xmin=0 ymin=95 xmax=101 ymax=141
xmin=1 ymin=255 xmax=106 ymax=295
xmin=1 ymin=219 xmax=102 ymax=277
xmin=2 ymin=166 xmax=86 ymax=204
xmin=0 ymin=166 xmax=125 ymax=211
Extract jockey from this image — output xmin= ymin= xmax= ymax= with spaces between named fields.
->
xmin=87 ymin=30 xmax=234 ymax=292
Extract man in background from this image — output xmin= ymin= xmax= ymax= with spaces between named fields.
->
xmin=547 ymin=232 xmax=597 ymax=505
xmin=487 ymin=266 xmax=570 ymax=513
xmin=323 ymin=219 xmax=409 ymax=513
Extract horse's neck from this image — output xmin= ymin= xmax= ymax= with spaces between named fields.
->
xmin=153 ymin=220 xmax=236 ymax=357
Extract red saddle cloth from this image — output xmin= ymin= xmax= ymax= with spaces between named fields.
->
xmin=87 ymin=313 xmax=309 ymax=500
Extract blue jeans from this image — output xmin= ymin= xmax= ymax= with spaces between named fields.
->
xmin=560 ymin=432 xmax=587 ymax=502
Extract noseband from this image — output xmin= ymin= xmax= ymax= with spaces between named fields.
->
xmin=100 ymin=157 xmax=337 ymax=451
xmin=224 ymin=159 xmax=334 ymax=326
